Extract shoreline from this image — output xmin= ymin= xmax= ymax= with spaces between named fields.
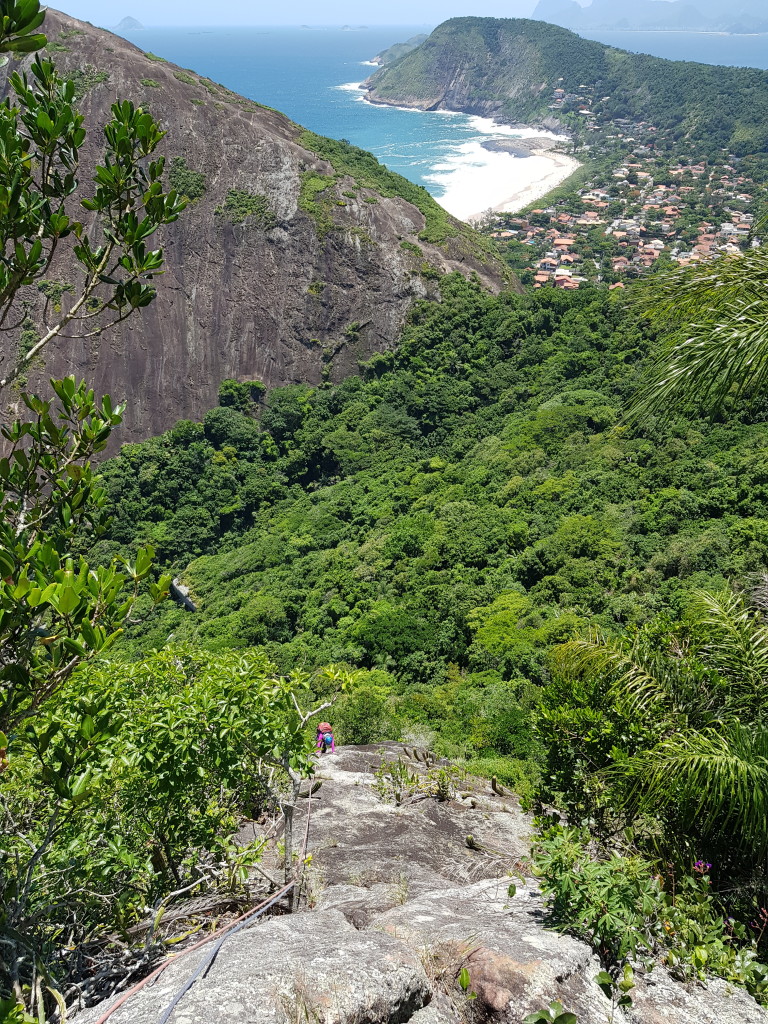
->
xmin=468 ymin=148 xmax=580 ymax=221
xmin=350 ymin=84 xmax=580 ymax=223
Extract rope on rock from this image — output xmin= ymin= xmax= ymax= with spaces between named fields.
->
xmin=155 ymin=882 xmax=296 ymax=1024
xmin=93 ymin=786 xmax=315 ymax=1024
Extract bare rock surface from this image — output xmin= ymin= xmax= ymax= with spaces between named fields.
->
xmin=0 ymin=11 xmax=509 ymax=443
xmin=78 ymin=744 xmax=768 ymax=1023
xmin=76 ymin=909 xmax=430 ymax=1024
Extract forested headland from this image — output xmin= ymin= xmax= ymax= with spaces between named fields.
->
xmin=366 ymin=17 xmax=768 ymax=156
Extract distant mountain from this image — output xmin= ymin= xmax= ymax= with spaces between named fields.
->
xmin=371 ymin=34 xmax=428 ymax=66
xmin=114 ymin=16 xmax=143 ymax=31
xmin=531 ymin=0 xmax=768 ymax=33
xmin=366 ymin=17 xmax=768 ymax=154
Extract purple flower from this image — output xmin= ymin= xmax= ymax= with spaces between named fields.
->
xmin=693 ymin=860 xmax=712 ymax=874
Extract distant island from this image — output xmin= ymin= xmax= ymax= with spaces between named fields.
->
xmin=532 ymin=0 xmax=768 ymax=35
xmin=114 ymin=16 xmax=144 ymax=31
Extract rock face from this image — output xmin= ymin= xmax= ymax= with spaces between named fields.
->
xmin=78 ymin=744 xmax=768 ymax=1024
xmin=77 ymin=910 xmax=431 ymax=1024
xmin=0 ymin=10 xmax=508 ymax=442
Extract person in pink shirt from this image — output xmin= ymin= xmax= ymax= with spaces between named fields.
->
xmin=316 ymin=722 xmax=335 ymax=755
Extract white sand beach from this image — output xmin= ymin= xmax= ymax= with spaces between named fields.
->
xmin=338 ymin=87 xmax=581 ymax=224
xmin=425 ymin=118 xmax=580 ymax=222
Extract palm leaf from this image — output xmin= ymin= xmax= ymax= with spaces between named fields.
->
xmin=627 ymin=246 xmax=768 ymax=421
xmin=634 ymin=246 xmax=768 ymax=329
xmin=555 ymin=633 xmax=712 ymax=723
xmin=693 ymin=590 xmax=768 ymax=711
xmin=616 ymin=723 xmax=768 ymax=855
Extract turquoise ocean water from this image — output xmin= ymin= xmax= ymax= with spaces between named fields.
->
xmin=117 ymin=25 xmax=768 ymax=199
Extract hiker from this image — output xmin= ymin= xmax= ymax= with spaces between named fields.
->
xmin=316 ymin=722 xmax=335 ymax=755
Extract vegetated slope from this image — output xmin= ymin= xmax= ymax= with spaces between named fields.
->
xmin=370 ymin=33 xmax=428 ymax=65
xmin=365 ymin=17 xmax=768 ymax=154
xmin=0 ymin=10 xmax=507 ymax=442
xmin=101 ymin=277 xmax=768 ymax=710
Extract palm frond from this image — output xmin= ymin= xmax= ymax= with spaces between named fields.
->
xmin=628 ymin=300 xmax=768 ymax=421
xmin=633 ymin=246 xmax=768 ymax=331
xmin=693 ymin=590 xmax=768 ymax=705
xmin=616 ymin=723 xmax=768 ymax=855
xmin=556 ymin=633 xmax=707 ymax=722
xmin=627 ymin=245 xmax=768 ymax=422
xmin=554 ymin=633 xmax=668 ymax=711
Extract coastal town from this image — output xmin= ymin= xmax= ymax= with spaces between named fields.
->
xmin=486 ymin=90 xmax=764 ymax=290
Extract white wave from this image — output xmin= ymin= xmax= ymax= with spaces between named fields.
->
xmin=335 ymin=80 xmax=576 ymax=221
xmin=359 ymin=60 xmax=379 ymax=66
xmin=334 ymin=81 xmax=365 ymax=91
xmin=465 ymin=114 xmax=568 ymax=141
xmin=423 ymin=139 xmax=578 ymax=221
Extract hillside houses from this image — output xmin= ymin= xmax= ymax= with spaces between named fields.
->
xmin=484 ymin=85 xmax=762 ymax=287
xmin=487 ymin=135 xmax=760 ymax=287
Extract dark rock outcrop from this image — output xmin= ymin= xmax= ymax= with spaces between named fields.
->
xmin=0 ymin=11 xmax=508 ymax=442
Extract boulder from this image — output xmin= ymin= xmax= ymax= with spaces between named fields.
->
xmin=76 ymin=910 xmax=430 ymax=1024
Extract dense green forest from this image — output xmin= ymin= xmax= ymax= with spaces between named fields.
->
xmin=368 ymin=17 xmax=768 ymax=155
xmin=96 ymin=276 xmax=768 ymax=778
xmin=5 ymin=4 xmax=768 ymax=1016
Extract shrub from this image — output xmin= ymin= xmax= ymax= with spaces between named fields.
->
xmin=67 ymin=64 xmax=108 ymax=99
xmin=297 ymin=130 xmax=456 ymax=244
xmin=218 ymin=377 xmax=266 ymax=412
xmin=37 ymin=279 xmax=72 ymax=313
xmin=298 ymin=172 xmax=336 ymax=236
xmin=168 ymin=156 xmax=207 ymax=201
xmin=532 ymin=824 xmax=768 ymax=1001
xmin=334 ymin=685 xmax=392 ymax=744
xmin=215 ymin=188 xmax=276 ymax=227
xmin=465 ymin=755 xmax=540 ymax=806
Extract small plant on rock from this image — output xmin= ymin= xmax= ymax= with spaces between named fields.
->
xmin=523 ymin=1001 xmax=578 ymax=1024
xmin=594 ymin=965 xmax=635 ymax=1022
xmin=372 ymin=758 xmax=419 ymax=804
xmin=457 ymin=966 xmax=477 ymax=1002
xmin=423 ymin=764 xmax=465 ymax=801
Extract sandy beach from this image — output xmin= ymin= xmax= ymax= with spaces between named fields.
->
xmin=423 ymin=121 xmax=581 ymax=223
xmin=347 ymin=88 xmax=581 ymax=224
xmin=473 ymin=147 xmax=581 ymax=221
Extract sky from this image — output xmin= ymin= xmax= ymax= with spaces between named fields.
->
xmin=54 ymin=0 xmax=539 ymax=27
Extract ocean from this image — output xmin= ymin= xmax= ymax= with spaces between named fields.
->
xmin=115 ymin=25 xmax=768 ymax=219
xmin=118 ymin=24 xmax=566 ymax=218
xmin=579 ymin=29 xmax=768 ymax=68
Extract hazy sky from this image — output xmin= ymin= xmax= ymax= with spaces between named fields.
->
xmin=54 ymin=1 xmax=538 ymax=27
